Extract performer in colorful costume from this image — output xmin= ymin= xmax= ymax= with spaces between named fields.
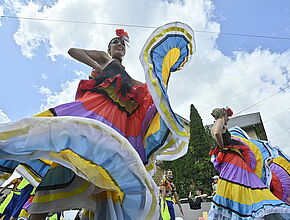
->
xmin=209 ymin=107 xmax=290 ymax=219
xmin=0 ymin=22 xmax=195 ymax=220
xmin=0 ymin=178 xmax=22 ymax=218
xmin=0 ymin=178 xmax=34 ymax=220
xmin=159 ymin=170 xmax=183 ymax=220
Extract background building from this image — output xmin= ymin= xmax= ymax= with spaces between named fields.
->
xmin=225 ymin=112 xmax=267 ymax=140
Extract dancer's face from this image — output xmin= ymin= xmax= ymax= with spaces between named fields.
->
xmin=109 ymin=39 xmax=126 ymax=58
xmin=224 ymin=115 xmax=229 ymax=125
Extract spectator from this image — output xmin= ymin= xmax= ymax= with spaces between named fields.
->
xmin=188 ymin=188 xmax=208 ymax=210
xmin=211 ymin=175 xmax=219 ymax=196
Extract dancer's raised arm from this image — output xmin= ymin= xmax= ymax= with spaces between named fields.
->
xmin=68 ymin=48 xmax=110 ymax=73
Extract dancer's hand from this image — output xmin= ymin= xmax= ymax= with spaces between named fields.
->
xmin=92 ymin=63 xmax=103 ymax=74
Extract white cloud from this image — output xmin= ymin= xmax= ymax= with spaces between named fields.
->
xmin=6 ymin=0 xmax=290 ymax=155
xmin=41 ymin=73 xmax=48 ymax=79
xmin=0 ymin=6 xmax=3 ymax=26
xmin=0 ymin=109 xmax=10 ymax=123
xmin=38 ymin=86 xmax=51 ymax=95
xmin=39 ymin=78 xmax=80 ymax=111
xmin=73 ymin=70 xmax=87 ymax=77
xmin=7 ymin=0 xmax=219 ymax=61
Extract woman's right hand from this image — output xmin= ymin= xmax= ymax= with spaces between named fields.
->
xmin=92 ymin=63 xmax=104 ymax=74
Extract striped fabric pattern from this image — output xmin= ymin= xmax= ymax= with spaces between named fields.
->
xmin=139 ymin=22 xmax=195 ymax=174
xmin=208 ymin=126 xmax=290 ymax=219
xmin=0 ymin=116 xmax=159 ymax=219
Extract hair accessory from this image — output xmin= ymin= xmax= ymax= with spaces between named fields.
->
xmin=115 ymin=29 xmax=130 ymax=43
xmin=225 ymin=107 xmax=233 ymax=117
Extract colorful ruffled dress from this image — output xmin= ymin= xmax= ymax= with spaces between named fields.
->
xmin=209 ymin=126 xmax=290 ymax=219
xmin=0 ymin=22 xmax=195 ymax=219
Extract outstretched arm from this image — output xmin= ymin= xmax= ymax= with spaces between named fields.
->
xmin=68 ymin=48 xmax=110 ymax=73
xmin=195 ymin=193 xmax=208 ymax=199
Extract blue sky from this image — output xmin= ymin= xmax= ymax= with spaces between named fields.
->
xmin=0 ymin=0 xmax=289 ymax=155
xmin=215 ymin=0 xmax=290 ymax=55
xmin=0 ymin=14 xmax=79 ymax=120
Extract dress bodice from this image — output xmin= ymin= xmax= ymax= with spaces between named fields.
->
xmin=102 ymin=61 xmax=130 ymax=78
xmin=222 ymin=130 xmax=241 ymax=146
xmin=93 ymin=61 xmax=134 ymax=97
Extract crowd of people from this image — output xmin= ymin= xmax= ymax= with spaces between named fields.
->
xmin=0 ymin=21 xmax=289 ymax=220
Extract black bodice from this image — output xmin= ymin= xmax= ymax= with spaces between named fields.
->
xmin=102 ymin=61 xmax=131 ymax=79
xmin=222 ymin=130 xmax=242 ymax=146
xmin=93 ymin=61 xmax=134 ymax=96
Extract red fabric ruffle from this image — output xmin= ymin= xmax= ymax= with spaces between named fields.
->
xmin=209 ymin=145 xmax=251 ymax=166
xmin=209 ymin=147 xmax=221 ymax=156
xmin=76 ymin=90 xmax=153 ymax=136
xmin=75 ymin=75 xmax=148 ymax=104
xmin=270 ymin=170 xmax=283 ymax=200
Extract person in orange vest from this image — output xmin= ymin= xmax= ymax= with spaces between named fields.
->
xmin=159 ymin=170 xmax=183 ymax=220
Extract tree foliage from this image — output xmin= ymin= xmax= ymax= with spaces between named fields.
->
xmin=162 ymin=104 xmax=217 ymax=198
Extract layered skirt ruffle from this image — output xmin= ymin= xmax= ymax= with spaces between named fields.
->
xmin=0 ymin=117 xmax=159 ymax=219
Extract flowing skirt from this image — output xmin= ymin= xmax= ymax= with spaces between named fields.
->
xmin=208 ymin=127 xmax=290 ymax=219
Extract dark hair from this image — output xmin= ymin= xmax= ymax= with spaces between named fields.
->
xmin=108 ymin=37 xmax=117 ymax=54
xmin=196 ymin=188 xmax=204 ymax=193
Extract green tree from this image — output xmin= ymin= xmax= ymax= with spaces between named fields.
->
xmin=163 ymin=104 xmax=217 ymax=198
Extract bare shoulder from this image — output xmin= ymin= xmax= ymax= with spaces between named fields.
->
xmin=214 ymin=118 xmax=224 ymax=127
xmin=212 ymin=118 xmax=225 ymax=133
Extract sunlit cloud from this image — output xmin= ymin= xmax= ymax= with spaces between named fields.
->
xmin=0 ymin=109 xmax=10 ymax=123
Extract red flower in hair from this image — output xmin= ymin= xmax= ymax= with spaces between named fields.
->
xmin=225 ymin=107 xmax=233 ymax=117
xmin=115 ymin=29 xmax=130 ymax=42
